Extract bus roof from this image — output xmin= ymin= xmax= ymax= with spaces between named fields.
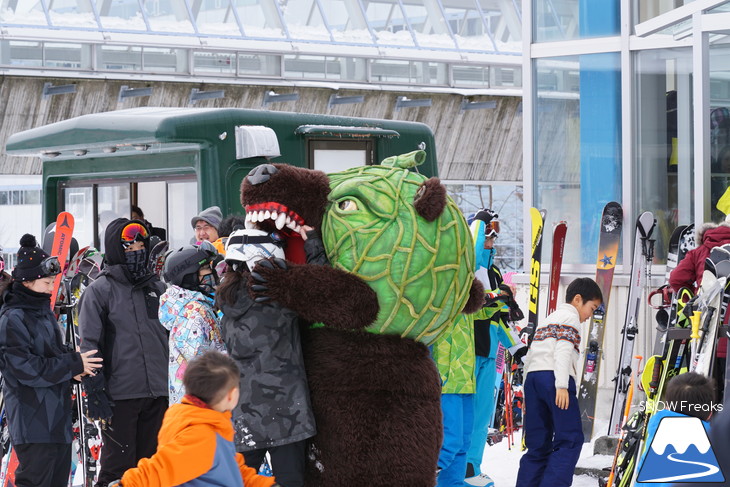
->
xmin=5 ymin=107 xmax=433 ymax=157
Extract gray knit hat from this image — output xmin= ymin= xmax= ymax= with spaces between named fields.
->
xmin=191 ymin=206 xmax=223 ymax=230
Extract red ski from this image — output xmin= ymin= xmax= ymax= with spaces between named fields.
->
xmin=49 ymin=212 xmax=75 ymax=309
xmin=547 ymin=221 xmax=567 ymax=315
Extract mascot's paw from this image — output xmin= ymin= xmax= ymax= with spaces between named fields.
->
xmin=249 ymin=258 xmax=289 ymax=302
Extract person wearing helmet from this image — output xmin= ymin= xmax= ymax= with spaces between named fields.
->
xmin=465 ymin=209 xmax=526 ymax=487
xmin=159 ymin=241 xmax=227 ymax=405
xmin=0 ymin=234 xmax=102 ymax=487
xmin=216 ymin=226 xmax=321 ymax=487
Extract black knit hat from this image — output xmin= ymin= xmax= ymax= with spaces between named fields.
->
xmin=12 ymin=234 xmax=60 ymax=281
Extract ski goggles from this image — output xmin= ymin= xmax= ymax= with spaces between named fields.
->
xmin=39 ymin=256 xmax=61 ymax=277
xmin=484 ymin=220 xmax=500 ymax=238
xmin=121 ymin=222 xmax=150 ymax=247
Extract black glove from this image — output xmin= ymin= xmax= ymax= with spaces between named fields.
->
xmin=473 ymin=208 xmax=496 ymax=223
xmin=82 ymin=373 xmax=114 ymax=422
xmin=511 ymin=346 xmax=528 ymax=364
xmin=497 ymin=283 xmax=525 ymax=322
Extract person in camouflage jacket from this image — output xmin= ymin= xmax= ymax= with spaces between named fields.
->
xmin=215 ymin=227 xmax=322 ymax=487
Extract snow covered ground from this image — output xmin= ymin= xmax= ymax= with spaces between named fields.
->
xmin=479 ymin=437 xmax=602 ymax=487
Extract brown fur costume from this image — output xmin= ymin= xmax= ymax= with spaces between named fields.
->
xmin=240 ymin=163 xmax=479 ymax=486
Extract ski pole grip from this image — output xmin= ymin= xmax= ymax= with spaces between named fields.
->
xmin=691 ymin=311 xmax=701 ymax=340
xmin=649 ymin=359 xmax=662 ymax=394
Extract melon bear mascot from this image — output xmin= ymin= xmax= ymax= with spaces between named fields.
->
xmin=239 ymin=151 xmax=483 ymax=486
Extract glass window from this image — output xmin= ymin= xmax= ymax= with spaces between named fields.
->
xmin=24 ymin=190 xmax=41 ymax=205
xmin=445 ymin=182 xmax=524 ymax=273
xmin=238 ymin=53 xmax=281 ymax=77
xmin=44 ymin=42 xmax=89 ymax=70
xmin=47 ymin=0 xmax=98 ymax=28
xmin=168 ymin=181 xmax=198 ymax=249
xmin=0 ymin=191 xmax=7 ymax=205
xmin=64 ymin=186 xmax=94 ymax=249
xmin=710 ymin=38 xmax=730 ymax=222
xmin=232 ymin=0 xmax=285 ymax=39
xmin=364 ymin=2 xmax=415 ymax=47
xmin=98 ymin=45 xmax=142 ymax=71
xmin=370 ymin=59 xmax=447 ymax=85
xmin=635 ymin=48 xmax=693 ymax=262
xmin=0 ymin=1 xmax=48 ymax=25
xmin=8 ymin=41 xmax=43 ymax=67
xmin=144 ymin=47 xmax=183 ymax=72
xmin=98 ymin=1 xmax=147 ymax=31
xmin=534 ymin=0 xmax=618 ymax=42
xmin=401 ymin=3 xmax=457 ymax=49
xmin=98 ymin=184 xmax=131 ymax=252
xmin=136 ymin=181 xmax=168 ymax=231
xmin=535 ymin=54 xmax=622 ymax=265
xmin=309 ymin=140 xmax=372 ymax=172
xmin=194 ymin=51 xmax=236 ymax=75
xmin=319 ymin=0 xmax=373 ymax=44
xmin=195 ymin=0 xmax=244 ymax=36
xmin=142 ymin=0 xmax=195 ymax=33
xmin=281 ymin=0 xmax=331 ymax=41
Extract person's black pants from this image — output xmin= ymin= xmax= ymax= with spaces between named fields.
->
xmin=242 ymin=440 xmax=306 ymax=487
xmin=14 ymin=442 xmax=72 ymax=487
xmin=95 ymin=397 xmax=167 ymax=487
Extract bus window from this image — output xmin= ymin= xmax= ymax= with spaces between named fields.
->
xmin=167 ymin=180 xmax=198 ymax=248
xmin=63 ymin=186 xmax=94 ymax=250
xmin=309 ymin=140 xmax=373 ymax=173
xmin=98 ymin=184 xmax=131 ymax=252
xmin=135 ymin=181 xmax=168 ymax=239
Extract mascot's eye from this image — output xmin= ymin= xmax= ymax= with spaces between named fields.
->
xmin=338 ymin=200 xmax=358 ymax=212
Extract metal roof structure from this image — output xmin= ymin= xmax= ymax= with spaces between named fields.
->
xmin=0 ymin=0 xmax=526 ymax=93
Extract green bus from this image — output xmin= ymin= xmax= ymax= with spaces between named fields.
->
xmin=6 ymin=107 xmax=437 ymax=250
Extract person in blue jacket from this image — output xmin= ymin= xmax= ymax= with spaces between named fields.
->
xmin=0 ymin=234 xmax=101 ymax=487
xmin=465 ymin=209 xmax=527 ymax=487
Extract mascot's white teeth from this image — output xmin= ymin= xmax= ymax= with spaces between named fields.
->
xmin=275 ymin=213 xmax=287 ymax=230
xmin=246 ymin=208 xmax=303 ymax=231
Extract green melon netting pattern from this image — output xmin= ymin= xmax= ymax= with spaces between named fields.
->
xmin=322 ymin=164 xmax=475 ymax=346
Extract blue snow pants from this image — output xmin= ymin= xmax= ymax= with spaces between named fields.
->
xmin=516 ymin=371 xmax=583 ymax=487
xmin=437 ymin=393 xmax=474 ymax=487
xmin=466 ymin=355 xmax=498 ymax=472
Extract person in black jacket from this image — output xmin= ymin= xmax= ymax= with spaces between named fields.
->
xmin=0 ymin=234 xmax=101 ymax=487
xmin=216 ymin=226 xmax=320 ymax=487
xmin=78 ymin=219 xmax=169 ymax=487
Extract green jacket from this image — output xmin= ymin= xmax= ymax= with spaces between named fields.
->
xmin=431 ymin=305 xmax=494 ymax=394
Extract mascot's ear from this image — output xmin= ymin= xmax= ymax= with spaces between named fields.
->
xmin=462 ymin=278 xmax=486 ymax=314
xmin=414 ymin=177 xmax=446 ymax=222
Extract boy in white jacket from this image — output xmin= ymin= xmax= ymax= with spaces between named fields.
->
xmin=516 ymin=278 xmax=602 ymax=487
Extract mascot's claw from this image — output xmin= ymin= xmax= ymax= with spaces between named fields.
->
xmin=254 ymin=296 xmax=271 ymax=303
xmin=250 ymin=271 xmax=266 ymax=283
xmin=251 ymin=284 xmax=268 ymax=293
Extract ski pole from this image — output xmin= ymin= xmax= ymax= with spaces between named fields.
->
xmin=606 ymin=355 xmax=642 ymax=487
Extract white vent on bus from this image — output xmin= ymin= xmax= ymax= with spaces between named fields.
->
xmin=235 ymin=126 xmax=281 ymax=160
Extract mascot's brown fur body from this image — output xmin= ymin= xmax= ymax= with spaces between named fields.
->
xmin=240 ymin=163 xmax=480 ymax=486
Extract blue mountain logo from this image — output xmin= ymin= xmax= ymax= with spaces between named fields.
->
xmin=637 ymin=416 xmax=724 ymax=483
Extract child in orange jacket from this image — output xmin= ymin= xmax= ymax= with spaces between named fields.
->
xmin=109 ymin=351 xmax=278 ymax=487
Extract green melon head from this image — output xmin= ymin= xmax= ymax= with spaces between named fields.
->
xmin=321 ymin=151 xmax=475 ymax=346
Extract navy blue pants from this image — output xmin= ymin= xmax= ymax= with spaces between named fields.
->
xmin=516 ymin=371 xmax=583 ymax=487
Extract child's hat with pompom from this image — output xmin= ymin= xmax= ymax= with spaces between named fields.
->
xmin=12 ymin=234 xmax=53 ymax=281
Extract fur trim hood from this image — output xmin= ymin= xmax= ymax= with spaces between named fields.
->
xmin=698 ymin=222 xmax=730 ymax=244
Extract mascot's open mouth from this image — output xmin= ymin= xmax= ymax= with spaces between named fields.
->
xmin=244 ymin=202 xmax=307 ymax=233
